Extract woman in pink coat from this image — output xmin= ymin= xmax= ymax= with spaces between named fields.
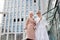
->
xmin=25 ymin=12 xmax=36 ymax=40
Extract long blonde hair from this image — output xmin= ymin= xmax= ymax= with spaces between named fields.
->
xmin=37 ymin=10 xmax=42 ymax=20
xmin=29 ymin=11 xmax=34 ymax=18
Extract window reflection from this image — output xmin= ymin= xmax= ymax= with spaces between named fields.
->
xmin=21 ymin=23 xmax=23 ymax=32
xmin=17 ymin=25 xmax=19 ymax=32
xmin=8 ymin=34 xmax=14 ymax=40
xmin=1 ymin=34 xmax=7 ymax=40
xmin=34 ymin=0 xmax=36 ymax=3
xmin=16 ymin=33 xmax=23 ymax=40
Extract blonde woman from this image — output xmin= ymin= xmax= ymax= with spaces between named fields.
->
xmin=25 ymin=11 xmax=36 ymax=40
xmin=35 ymin=10 xmax=49 ymax=40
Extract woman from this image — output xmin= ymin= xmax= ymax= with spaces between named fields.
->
xmin=35 ymin=10 xmax=49 ymax=40
xmin=25 ymin=11 xmax=36 ymax=40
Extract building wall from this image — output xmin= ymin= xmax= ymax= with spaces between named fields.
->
xmin=46 ymin=0 xmax=60 ymax=40
xmin=1 ymin=0 xmax=50 ymax=40
xmin=0 ymin=12 xmax=4 ymax=40
xmin=1 ymin=0 xmax=40 ymax=40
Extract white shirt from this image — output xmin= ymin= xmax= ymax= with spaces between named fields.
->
xmin=35 ymin=17 xmax=50 ymax=31
xmin=35 ymin=17 xmax=49 ymax=40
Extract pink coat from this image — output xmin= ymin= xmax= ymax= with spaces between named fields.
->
xmin=25 ymin=18 xmax=36 ymax=40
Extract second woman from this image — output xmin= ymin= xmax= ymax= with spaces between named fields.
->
xmin=25 ymin=11 xmax=36 ymax=40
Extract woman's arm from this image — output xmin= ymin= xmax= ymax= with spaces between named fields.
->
xmin=33 ymin=19 xmax=36 ymax=30
xmin=34 ymin=21 xmax=36 ymax=26
xmin=33 ymin=18 xmax=36 ymax=26
xmin=24 ymin=19 xmax=29 ymax=30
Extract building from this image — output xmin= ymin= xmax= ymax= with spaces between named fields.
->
xmin=2 ymin=0 xmax=60 ymax=40
xmin=1 ymin=0 xmax=41 ymax=40
xmin=44 ymin=0 xmax=60 ymax=40
xmin=0 ymin=26 xmax=1 ymax=40
xmin=0 ymin=12 xmax=4 ymax=40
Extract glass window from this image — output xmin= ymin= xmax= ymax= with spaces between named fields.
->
xmin=11 ymin=34 xmax=14 ymax=40
xmin=1 ymin=34 xmax=7 ymax=40
xmin=26 ymin=0 xmax=28 ymax=1
xmin=13 ymin=26 xmax=15 ymax=32
xmin=26 ymin=0 xmax=29 ymax=15
xmin=30 ymin=8 xmax=32 ymax=11
xmin=22 ymin=4 xmax=24 ymax=7
xmin=9 ymin=26 xmax=11 ymax=32
xmin=16 ymin=33 xmax=23 ymax=40
xmin=26 ymin=16 xmax=28 ymax=20
xmin=17 ymin=25 xmax=19 ymax=32
xmin=21 ymin=18 xmax=24 ymax=21
xmin=6 ymin=18 xmax=8 ymax=32
xmin=26 ymin=10 xmax=29 ymax=15
xmin=17 ymin=18 xmax=20 ymax=22
xmin=34 ymin=10 xmax=36 ymax=14
xmin=14 ymin=12 xmax=16 ymax=16
xmin=26 ymin=0 xmax=29 ymax=7
xmin=2 ymin=18 xmax=4 ymax=33
xmin=30 ymin=0 xmax=32 ymax=6
xmin=2 ymin=27 xmax=4 ymax=33
xmin=21 ymin=23 xmax=23 ymax=32
xmin=26 ymin=7 xmax=28 ymax=9
xmin=26 ymin=4 xmax=28 ymax=7
xmin=8 ymin=34 xmax=14 ymax=40
xmin=34 ymin=0 xmax=36 ymax=3
xmin=17 ymin=23 xmax=21 ymax=32
xmin=14 ymin=19 xmax=16 ymax=22
xmin=21 ymin=11 xmax=24 ymax=13
xmin=21 ymin=3 xmax=24 ymax=15
xmin=13 ymin=22 xmax=16 ymax=32
xmin=18 ymin=11 xmax=20 ymax=17
xmin=3 ymin=14 xmax=6 ymax=17
xmin=30 ymin=0 xmax=32 ymax=11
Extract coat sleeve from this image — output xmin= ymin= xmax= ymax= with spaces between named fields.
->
xmin=33 ymin=20 xmax=36 ymax=30
xmin=24 ymin=18 xmax=29 ymax=30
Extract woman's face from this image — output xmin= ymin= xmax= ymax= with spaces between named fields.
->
xmin=37 ymin=13 xmax=41 ymax=17
xmin=30 ymin=13 xmax=33 ymax=18
xmin=37 ymin=10 xmax=41 ymax=18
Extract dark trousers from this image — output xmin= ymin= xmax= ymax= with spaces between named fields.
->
xmin=26 ymin=38 xmax=33 ymax=40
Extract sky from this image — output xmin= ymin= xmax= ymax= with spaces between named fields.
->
xmin=0 ymin=0 xmax=4 ymax=12
xmin=0 ymin=0 xmax=4 ymax=24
